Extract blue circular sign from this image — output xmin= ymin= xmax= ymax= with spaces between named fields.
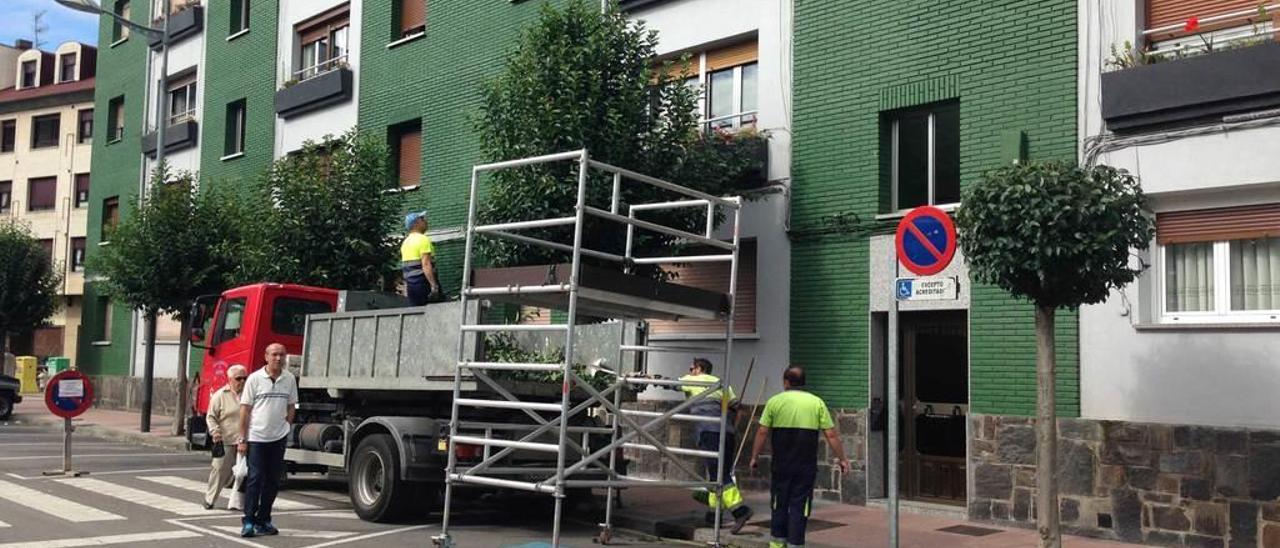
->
xmin=895 ymin=206 xmax=957 ymax=276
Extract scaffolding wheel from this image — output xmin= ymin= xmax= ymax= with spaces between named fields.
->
xmin=431 ymin=533 xmax=453 ymax=548
xmin=594 ymin=525 xmax=612 ymax=544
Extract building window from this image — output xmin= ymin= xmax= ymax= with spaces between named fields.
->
xmin=27 ymin=177 xmax=57 ymax=212
xmin=390 ymin=120 xmax=422 ymax=188
xmin=1157 ymin=204 xmax=1280 ymax=323
xmin=60 ymin=53 xmax=77 ymax=83
xmin=1 ymin=120 xmax=14 ymax=152
xmin=394 ymin=0 xmax=426 ymax=39
xmin=31 ymin=114 xmax=61 ymax=149
xmin=887 ymin=101 xmax=960 ymax=211
xmin=671 ymin=41 xmax=759 ymax=131
xmin=97 ymin=297 xmax=113 ymax=341
xmin=224 ymin=99 xmax=246 ymax=156
xmin=648 ymin=240 xmax=758 ymax=335
xmin=112 ymin=0 xmax=131 ymax=42
xmin=38 ymin=239 xmax=54 ymax=261
xmin=21 ymin=60 xmax=37 ymax=88
xmin=108 ymin=96 xmax=125 ymax=142
xmin=0 ymin=181 xmax=11 ymax=214
xmin=78 ymin=109 xmax=94 ymax=143
xmin=230 ymin=0 xmax=250 ymax=34
xmin=75 ymin=173 xmax=90 ymax=208
xmin=295 ymin=6 xmax=349 ymax=82
xmin=102 ymin=196 xmax=120 ymax=240
xmin=71 ymin=237 xmax=87 ymax=271
xmin=167 ymin=74 xmax=197 ymax=125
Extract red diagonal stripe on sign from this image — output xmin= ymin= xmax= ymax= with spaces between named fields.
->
xmin=905 ymin=220 xmax=945 ymax=262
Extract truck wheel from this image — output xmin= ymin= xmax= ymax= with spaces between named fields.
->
xmin=350 ymin=433 xmax=414 ymax=522
xmin=0 ymin=393 xmax=12 ymax=420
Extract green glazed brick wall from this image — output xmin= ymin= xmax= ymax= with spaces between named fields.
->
xmin=78 ymin=2 xmax=154 ymax=376
xmin=790 ymin=0 xmax=1080 ymax=415
xmin=200 ymin=0 xmax=279 ymax=186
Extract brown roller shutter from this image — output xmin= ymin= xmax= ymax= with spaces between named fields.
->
xmin=706 ymin=40 xmax=757 ymax=72
xmin=398 ymin=128 xmax=422 ymax=188
xmin=649 ymin=241 xmax=757 ymax=335
xmin=400 ymin=0 xmax=426 ymax=35
xmin=298 ymin=4 xmax=350 ymax=43
xmin=1156 ymin=203 xmax=1280 ymax=244
xmin=1146 ymin=0 xmax=1261 ymax=29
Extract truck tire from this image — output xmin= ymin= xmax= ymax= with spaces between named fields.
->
xmin=0 ymin=393 xmax=12 ymax=420
xmin=350 ymin=433 xmax=416 ymax=522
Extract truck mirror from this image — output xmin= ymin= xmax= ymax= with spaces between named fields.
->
xmin=190 ymin=327 xmax=205 ymax=343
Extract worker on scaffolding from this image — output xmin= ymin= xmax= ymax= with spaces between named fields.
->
xmin=401 ymin=211 xmax=441 ymax=305
xmin=671 ymin=357 xmax=754 ymax=533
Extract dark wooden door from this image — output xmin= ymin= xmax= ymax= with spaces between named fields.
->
xmin=899 ymin=311 xmax=968 ymax=505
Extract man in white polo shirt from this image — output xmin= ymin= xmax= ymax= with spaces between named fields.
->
xmin=236 ymin=343 xmax=297 ymax=537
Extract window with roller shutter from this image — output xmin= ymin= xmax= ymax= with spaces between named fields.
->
xmin=1156 ymin=203 xmax=1280 ymax=321
xmin=649 ymin=240 xmax=757 ymax=335
xmin=1146 ymin=0 xmax=1263 ymax=30
xmin=389 ymin=120 xmax=422 ymax=189
xmin=28 ymin=177 xmax=57 ymax=211
xmin=395 ymin=0 xmax=426 ymax=39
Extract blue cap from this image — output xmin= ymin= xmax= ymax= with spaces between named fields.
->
xmin=404 ymin=211 xmax=427 ymax=231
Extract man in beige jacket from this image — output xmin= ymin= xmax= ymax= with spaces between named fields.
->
xmin=204 ymin=364 xmax=248 ymax=509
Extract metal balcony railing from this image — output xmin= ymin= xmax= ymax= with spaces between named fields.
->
xmin=293 ymin=55 xmax=348 ymax=83
xmin=702 ymin=110 xmax=758 ymax=132
xmin=1145 ymin=3 xmax=1280 ymax=56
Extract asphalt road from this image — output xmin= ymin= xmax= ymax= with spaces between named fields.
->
xmin=0 ymin=422 xmax=674 ymax=548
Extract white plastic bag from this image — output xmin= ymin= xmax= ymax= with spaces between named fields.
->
xmin=227 ymin=453 xmax=247 ymax=510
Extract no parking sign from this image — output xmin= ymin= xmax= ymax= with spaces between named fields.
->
xmin=895 ymin=206 xmax=957 ymax=276
xmin=45 ymin=370 xmax=93 ymax=419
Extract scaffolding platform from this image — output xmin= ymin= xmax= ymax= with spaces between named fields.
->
xmin=471 ymin=263 xmax=730 ymax=321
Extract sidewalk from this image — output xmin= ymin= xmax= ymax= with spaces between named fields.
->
xmin=610 ymin=487 xmax=1146 ymax=548
xmin=7 ymin=397 xmax=190 ymax=452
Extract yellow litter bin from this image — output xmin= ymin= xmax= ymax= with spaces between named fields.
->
xmin=16 ymin=356 xmax=38 ymax=394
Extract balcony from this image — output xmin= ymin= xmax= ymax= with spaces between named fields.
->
xmin=275 ymin=60 xmax=353 ymax=119
xmin=1101 ymin=7 xmax=1280 ymax=131
xmin=141 ymin=118 xmax=199 ymax=156
xmin=148 ymin=5 xmax=204 ymax=49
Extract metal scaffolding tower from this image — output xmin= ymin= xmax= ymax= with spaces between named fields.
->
xmin=433 ymin=149 xmax=743 ymax=547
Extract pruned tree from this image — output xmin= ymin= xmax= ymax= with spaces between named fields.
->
xmin=235 ymin=130 xmax=401 ymax=290
xmin=475 ymin=0 xmax=768 ymax=273
xmin=0 ymin=219 xmax=62 ymax=353
xmin=89 ymin=165 xmax=247 ymax=433
xmin=954 ymin=161 xmax=1154 ymax=547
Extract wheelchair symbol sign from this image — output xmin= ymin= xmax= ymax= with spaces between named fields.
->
xmin=897 ymin=279 xmax=913 ymax=299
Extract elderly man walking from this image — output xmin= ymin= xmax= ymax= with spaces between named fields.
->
xmin=204 ymin=364 xmax=247 ymax=509
xmin=237 ymin=343 xmax=297 ymax=537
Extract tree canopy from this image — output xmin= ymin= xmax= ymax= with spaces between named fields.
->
xmin=0 ymin=220 xmax=61 ymax=349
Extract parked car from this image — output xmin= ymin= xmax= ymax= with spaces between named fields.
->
xmin=0 ymin=374 xmax=22 ymax=420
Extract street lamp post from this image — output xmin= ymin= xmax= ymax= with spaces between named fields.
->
xmin=55 ymin=0 xmax=170 ymax=433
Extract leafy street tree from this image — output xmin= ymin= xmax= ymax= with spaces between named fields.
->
xmin=89 ymin=166 xmax=247 ymax=433
xmin=475 ymin=0 xmax=768 ymax=272
xmin=236 ymin=130 xmax=401 ymax=290
xmin=0 ymin=219 xmax=62 ymax=353
xmin=955 ymin=161 xmax=1154 ymax=548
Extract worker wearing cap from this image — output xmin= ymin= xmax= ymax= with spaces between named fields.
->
xmin=677 ymin=358 xmax=754 ymax=533
xmin=401 ymin=211 xmax=440 ymax=305
xmin=750 ymin=366 xmax=850 ymax=548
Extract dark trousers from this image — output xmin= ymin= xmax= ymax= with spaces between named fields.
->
xmin=243 ymin=438 xmax=287 ymax=526
xmin=770 ymin=463 xmax=816 ymax=546
xmin=698 ymin=431 xmax=750 ymax=520
xmin=406 ymin=278 xmax=430 ymax=306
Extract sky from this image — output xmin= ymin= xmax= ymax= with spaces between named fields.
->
xmin=0 ymin=0 xmax=100 ymax=50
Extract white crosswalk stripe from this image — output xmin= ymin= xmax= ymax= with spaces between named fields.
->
xmin=0 ymin=519 xmax=9 ymax=527
xmin=138 ymin=475 xmax=319 ymax=510
xmin=54 ymin=477 xmax=223 ymax=517
xmin=212 ymin=525 xmax=357 ymax=539
xmin=0 ymin=480 xmax=125 ymax=522
xmin=0 ymin=530 xmax=201 ymax=548
xmin=292 ymin=489 xmax=350 ymax=503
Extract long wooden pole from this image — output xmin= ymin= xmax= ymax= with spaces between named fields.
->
xmin=1035 ymin=304 xmax=1061 ymax=548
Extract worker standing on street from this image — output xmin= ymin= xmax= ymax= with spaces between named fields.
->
xmin=749 ymin=366 xmax=851 ymax=548
xmin=678 ymin=358 xmax=754 ymax=533
xmin=401 ymin=211 xmax=440 ymax=305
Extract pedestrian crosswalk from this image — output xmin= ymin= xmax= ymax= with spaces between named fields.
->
xmin=0 ymin=479 xmax=126 ymax=522
xmin=138 ymin=475 xmax=320 ymax=510
xmin=54 ymin=477 xmax=224 ymax=516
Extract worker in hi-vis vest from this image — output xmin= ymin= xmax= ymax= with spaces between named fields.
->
xmin=749 ymin=366 xmax=850 ymax=548
xmin=401 ymin=211 xmax=440 ymax=306
xmin=674 ymin=358 xmax=754 ymax=533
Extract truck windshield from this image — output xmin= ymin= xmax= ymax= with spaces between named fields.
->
xmin=272 ymin=298 xmax=333 ymax=336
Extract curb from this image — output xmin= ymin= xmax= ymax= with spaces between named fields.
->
xmin=13 ymin=413 xmax=192 ymax=453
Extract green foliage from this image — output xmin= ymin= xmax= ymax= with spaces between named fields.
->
xmin=235 ymin=130 xmax=403 ymax=290
xmin=483 ymin=333 xmax=611 ymax=392
xmin=474 ymin=0 xmax=767 ymax=272
xmin=0 ymin=219 xmax=62 ymax=346
xmin=88 ymin=165 xmax=243 ymax=320
xmin=955 ymin=161 xmax=1155 ymax=310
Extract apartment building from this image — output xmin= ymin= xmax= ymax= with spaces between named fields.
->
xmin=0 ymin=39 xmax=96 ymax=365
xmin=1070 ymin=1 xmax=1280 ymax=545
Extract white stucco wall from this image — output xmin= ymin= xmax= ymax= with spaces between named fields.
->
xmin=628 ymin=0 xmax=792 ymax=403
xmin=1077 ymin=0 xmax=1280 ymax=428
xmin=274 ymin=0 xmax=362 ymax=156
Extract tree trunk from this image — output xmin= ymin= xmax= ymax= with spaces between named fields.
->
xmin=1035 ymin=304 xmax=1061 ymax=548
xmin=170 ymin=315 xmax=191 ymax=437
xmin=140 ymin=310 xmax=157 ymax=433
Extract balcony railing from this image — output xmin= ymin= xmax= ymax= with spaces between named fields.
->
xmin=292 ymin=55 xmax=348 ymax=84
xmin=702 ymin=110 xmax=758 ymax=132
xmin=168 ymin=109 xmax=196 ymax=127
xmin=1144 ymin=3 xmax=1279 ymax=57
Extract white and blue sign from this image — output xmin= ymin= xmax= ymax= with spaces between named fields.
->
xmin=896 ymin=277 xmax=959 ymax=301
xmin=895 ymin=206 xmax=958 ymax=276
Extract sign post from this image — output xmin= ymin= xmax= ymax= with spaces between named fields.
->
xmin=890 ymin=206 xmax=958 ymax=547
xmin=42 ymin=370 xmax=94 ymax=477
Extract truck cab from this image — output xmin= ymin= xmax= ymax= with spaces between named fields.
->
xmin=189 ymin=283 xmax=337 ymax=423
